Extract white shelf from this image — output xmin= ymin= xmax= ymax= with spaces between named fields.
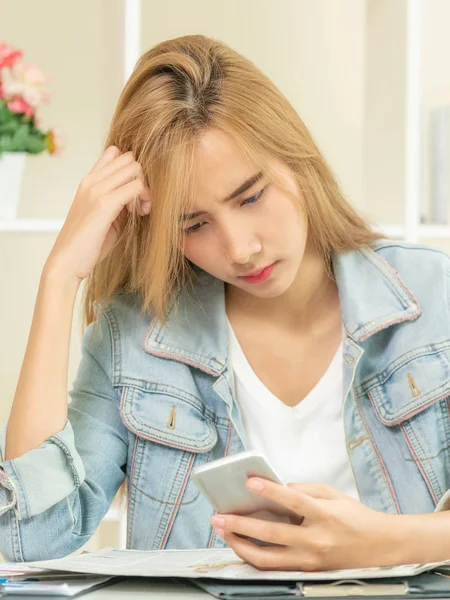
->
xmin=0 ymin=219 xmax=64 ymax=232
xmin=103 ymin=504 xmax=127 ymax=549
xmin=378 ymin=224 xmax=450 ymax=238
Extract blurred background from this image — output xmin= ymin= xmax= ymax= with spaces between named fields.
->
xmin=1 ymin=0 xmax=449 ymax=555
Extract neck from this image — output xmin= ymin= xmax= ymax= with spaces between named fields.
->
xmin=225 ymin=243 xmax=339 ymax=332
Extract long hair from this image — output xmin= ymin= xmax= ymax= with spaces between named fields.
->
xmin=81 ymin=33 xmax=380 ymax=332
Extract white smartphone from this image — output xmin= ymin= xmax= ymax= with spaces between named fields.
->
xmin=191 ymin=450 xmax=302 ymax=526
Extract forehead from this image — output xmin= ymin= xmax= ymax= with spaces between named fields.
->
xmin=191 ymin=128 xmax=259 ymax=203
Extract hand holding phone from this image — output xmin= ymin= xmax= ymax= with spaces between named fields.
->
xmin=191 ymin=451 xmax=303 ymax=530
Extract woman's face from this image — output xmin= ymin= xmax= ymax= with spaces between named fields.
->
xmin=182 ymin=128 xmax=308 ymax=299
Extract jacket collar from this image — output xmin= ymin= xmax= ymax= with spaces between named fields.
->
xmin=143 ymin=246 xmax=422 ymax=375
xmin=331 ymin=246 xmax=421 ymax=342
xmin=143 ymin=266 xmax=228 ymax=376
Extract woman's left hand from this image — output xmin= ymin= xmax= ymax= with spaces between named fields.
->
xmin=210 ymin=479 xmax=408 ymax=571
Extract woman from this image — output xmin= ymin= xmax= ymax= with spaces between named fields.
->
xmin=1 ymin=34 xmax=450 ymax=569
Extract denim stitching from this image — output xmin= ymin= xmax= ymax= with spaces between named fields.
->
xmin=48 ymin=435 xmax=81 ymax=488
xmin=143 ymin=310 xmax=225 ymax=373
xmin=126 ymin=436 xmax=138 ymax=549
xmin=0 ymin=469 xmax=18 ymax=515
xmin=371 ymin=387 xmax=450 ymax=426
xmin=366 ymin=246 xmax=421 ymax=308
xmin=121 ymin=388 xmax=217 ymax=451
xmin=9 ymin=462 xmax=27 ymax=521
xmin=399 ymin=423 xmax=439 ymax=506
xmin=355 ymin=341 xmax=450 ymax=394
xmin=118 ymin=380 xmax=216 ymax=421
xmin=401 ymin=419 xmax=442 ymax=501
xmin=160 ymin=453 xmax=195 ymax=549
xmin=9 ymin=509 xmax=24 ymax=562
xmin=134 ymin=483 xmax=200 ymax=506
xmin=103 ymin=306 xmax=121 ymax=379
xmin=358 ymin=392 xmax=401 ymax=513
xmin=154 ymin=451 xmax=189 ymax=549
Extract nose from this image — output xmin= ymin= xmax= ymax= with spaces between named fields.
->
xmin=221 ymin=223 xmax=262 ymax=265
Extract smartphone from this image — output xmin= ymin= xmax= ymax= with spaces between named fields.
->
xmin=191 ymin=450 xmax=302 ymax=527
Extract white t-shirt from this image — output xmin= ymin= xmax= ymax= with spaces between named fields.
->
xmin=227 ymin=318 xmax=359 ymax=500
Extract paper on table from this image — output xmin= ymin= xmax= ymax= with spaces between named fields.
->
xmin=0 ymin=562 xmax=55 ymax=577
xmin=0 ymin=562 xmax=103 ymax=583
xmin=0 ymin=575 xmax=116 ymax=597
xmin=30 ymin=548 xmax=450 ymax=581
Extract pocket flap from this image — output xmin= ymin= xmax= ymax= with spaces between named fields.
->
xmin=368 ymin=344 xmax=450 ymax=425
xmin=120 ymin=384 xmax=218 ymax=452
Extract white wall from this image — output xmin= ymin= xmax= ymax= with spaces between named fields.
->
xmin=140 ymin=0 xmax=366 ymax=209
xmin=364 ymin=0 xmax=407 ymax=226
xmin=420 ymin=0 xmax=450 ymax=231
xmin=3 ymin=0 xmax=450 ymax=557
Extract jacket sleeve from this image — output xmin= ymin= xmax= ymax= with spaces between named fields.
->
xmin=0 ymin=310 xmax=128 ymax=561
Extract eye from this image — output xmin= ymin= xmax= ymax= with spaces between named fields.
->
xmin=241 ymin=185 xmax=268 ymax=206
xmin=184 ymin=221 xmax=205 ymax=235
xmin=184 ymin=185 xmax=269 ymax=235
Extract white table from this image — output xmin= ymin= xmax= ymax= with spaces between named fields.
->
xmin=88 ymin=578 xmax=209 ymax=598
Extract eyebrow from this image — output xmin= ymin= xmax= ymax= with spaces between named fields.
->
xmin=181 ymin=171 xmax=264 ymax=222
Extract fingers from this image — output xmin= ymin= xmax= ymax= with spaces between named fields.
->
xmin=102 ymin=178 xmax=151 ymax=221
xmin=246 ymin=479 xmax=324 ymax=520
xmin=127 ymin=195 xmax=151 ymax=216
xmin=95 ymin=160 xmax=143 ymax=196
xmin=90 ymin=145 xmax=121 ymax=173
xmin=224 ymin=532 xmax=287 ymax=570
xmin=287 ymin=483 xmax=348 ymax=501
xmin=88 ymin=148 xmax=152 ymax=218
xmin=224 ymin=531 xmax=316 ymax=572
xmin=213 ymin=514 xmax=300 ymax=547
xmin=89 ymin=151 xmax=136 ymax=187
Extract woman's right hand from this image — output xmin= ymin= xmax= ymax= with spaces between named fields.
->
xmin=45 ymin=145 xmax=151 ymax=284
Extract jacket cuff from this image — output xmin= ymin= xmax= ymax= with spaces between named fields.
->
xmin=0 ymin=420 xmax=85 ymax=520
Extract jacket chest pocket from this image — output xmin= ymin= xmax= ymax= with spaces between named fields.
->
xmin=120 ymin=383 xmax=218 ymax=452
xmin=367 ymin=346 xmax=450 ymax=427
xmin=119 ymin=384 xmax=218 ymax=512
xmin=119 ymin=384 xmax=220 ymax=549
xmin=363 ymin=347 xmax=450 ymax=506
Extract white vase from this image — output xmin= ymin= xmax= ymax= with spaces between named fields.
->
xmin=0 ymin=151 xmax=27 ymax=220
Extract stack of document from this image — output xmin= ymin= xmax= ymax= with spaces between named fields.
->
xmin=193 ymin=573 xmax=450 ymax=599
xmin=30 ymin=547 xmax=450 ymax=580
xmin=26 ymin=547 xmax=450 ymax=598
xmin=0 ymin=562 xmax=117 ymax=597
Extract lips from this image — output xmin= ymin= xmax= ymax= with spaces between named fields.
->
xmin=240 ymin=264 xmax=272 ymax=277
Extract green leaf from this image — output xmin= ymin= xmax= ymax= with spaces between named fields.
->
xmin=11 ymin=123 xmax=30 ymax=147
xmin=26 ymin=135 xmax=46 ymax=153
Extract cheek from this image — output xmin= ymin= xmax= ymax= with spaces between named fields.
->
xmin=183 ymin=236 xmax=219 ymax=270
xmin=182 ymin=237 xmax=200 ymax=263
xmin=265 ymin=195 xmax=306 ymax=239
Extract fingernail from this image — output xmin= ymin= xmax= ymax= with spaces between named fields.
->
xmin=248 ymin=479 xmax=264 ymax=491
xmin=211 ymin=515 xmax=225 ymax=528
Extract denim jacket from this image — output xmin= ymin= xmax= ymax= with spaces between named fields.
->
xmin=2 ymin=240 xmax=450 ymax=561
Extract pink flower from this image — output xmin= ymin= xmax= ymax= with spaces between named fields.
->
xmin=0 ymin=43 xmax=23 ymax=68
xmin=0 ymin=43 xmax=62 ymax=155
xmin=22 ymin=65 xmax=46 ymax=86
xmin=7 ymin=96 xmax=34 ymax=117
xmin=1 ymin=63 xmax=50 ymax=113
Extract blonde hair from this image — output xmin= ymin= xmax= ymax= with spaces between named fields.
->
xmin=82 ymin=33 xmax=381 ymax=331
xmin=80 ymin=33 xmax=383 ymax=516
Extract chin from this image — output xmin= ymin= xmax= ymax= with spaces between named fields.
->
xmin=244 ymin=278 xmax=292 ymax=298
